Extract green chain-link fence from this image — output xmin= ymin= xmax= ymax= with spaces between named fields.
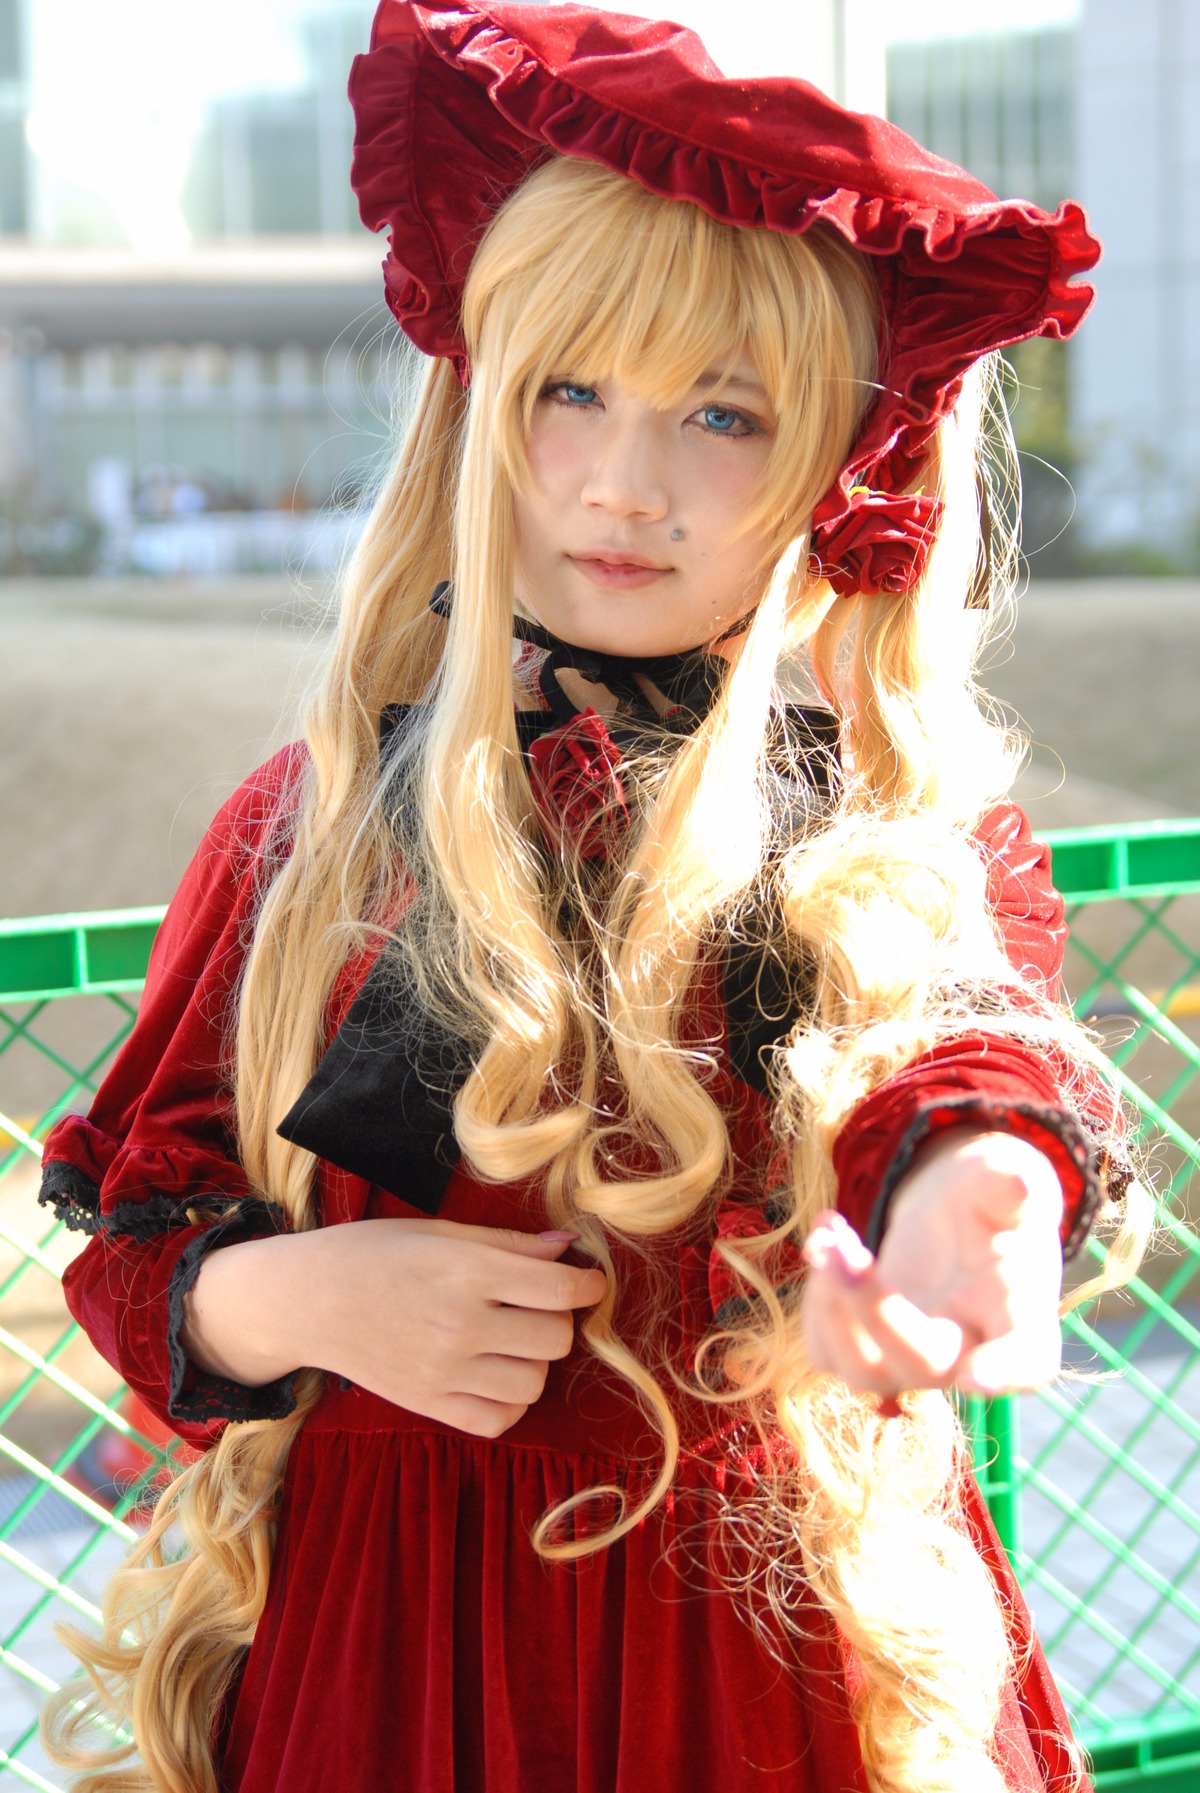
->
xmin=0 ymin=825 xmax=1197 ymax=1788
xmin=967 ymin=821 xmax=1200 ymax=1791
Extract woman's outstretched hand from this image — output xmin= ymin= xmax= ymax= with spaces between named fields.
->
xmin=183 ymin=1217 xmax=607 ymax=1439
xmin=801 ymin=1129 xmax=1066 ymax=1398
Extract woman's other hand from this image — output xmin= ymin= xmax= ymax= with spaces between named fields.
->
xmin=801 ymin=1129 xmax=1065 ymax=1397
xmin=182 ymin=1218 xmax=607 ymax=1438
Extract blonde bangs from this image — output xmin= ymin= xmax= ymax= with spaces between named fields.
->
xmin=461 ymin=157 xmax=881 ymax=559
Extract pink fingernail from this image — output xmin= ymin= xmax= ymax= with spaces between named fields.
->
xmin=829 ymin=1216 xmax=873 ymax=1273
xmin=539 ymin=1229 xmax=579 ymax=1243
xmin=803 ymin=1226 xmax=836 ymax=1268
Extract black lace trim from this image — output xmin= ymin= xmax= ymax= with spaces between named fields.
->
xmin=165 ymin=1206 xmax=298 ymax=1426
xmin=104 ymin=1193 xmax=214 ymax=1240
xmin=39 ymin=1164 xmax=297 ymax=1425
xmin=862 ymin=1097 xmax=1104 ymax=1263
xmin=37 ymin=1161 xmax=102 ymax=1233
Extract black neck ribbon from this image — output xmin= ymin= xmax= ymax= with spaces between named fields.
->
xmin=430 ymin=578 xmax=737 ymax=730
xmin=276 ymin=587 xmax=839 ymax=1217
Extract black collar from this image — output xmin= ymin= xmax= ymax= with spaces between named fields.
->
xmin=392 ymin=579 xmax=842 ymax=766
xmin=430 ymin=578 xmax=735 ymax=731
xmin=379 ymin=697 xmax=841 ymax=782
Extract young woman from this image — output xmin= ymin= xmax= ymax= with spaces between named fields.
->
xmin=40 ymin=4 xmax=1144 ymax=1790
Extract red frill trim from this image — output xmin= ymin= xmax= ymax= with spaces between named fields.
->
xmin=43 ymin=1114 xmax=250 ymax=1216
xmin=350 ymin=0 xmax=1101 ymax=594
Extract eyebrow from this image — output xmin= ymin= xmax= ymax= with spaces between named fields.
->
xmin=691 ymin=367 xmax=769 ymax=397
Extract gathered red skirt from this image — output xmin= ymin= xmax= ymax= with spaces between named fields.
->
xmin=218 ymin=1172 xmax=1086 ymax=1793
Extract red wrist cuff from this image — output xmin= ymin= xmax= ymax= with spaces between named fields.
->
xmin=859 ymin=1096 xmax=1100 ymax=1261
xmin=832 ymin=1035 xmax=1105 ymax=1261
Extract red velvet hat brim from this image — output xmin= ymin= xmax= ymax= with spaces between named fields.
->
xmin=349 ymin=0 xmax=1101 ymax=595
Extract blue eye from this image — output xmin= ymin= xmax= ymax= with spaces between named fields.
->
xmin=688 ymin=401 xmax=762 ymax=438
xmin=544 ymin=382 xmax=598 ymax=406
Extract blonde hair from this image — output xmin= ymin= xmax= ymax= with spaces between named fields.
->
xmin=44 ymin=156 xmax=1147 ymax=1792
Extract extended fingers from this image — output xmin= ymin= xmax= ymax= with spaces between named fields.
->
xmin=802 ymin=1214 xmax=975 ymax=1392
xmin=802 ymin=1212 xmax=1064 ymax=1396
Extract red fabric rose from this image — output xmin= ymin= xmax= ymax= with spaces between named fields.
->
xmin=527 ymin=708 xmax=630 ymax=862
xmin=707 ymin=1198 xmax=803 ymax=1321
xmin=809 ymin=489 xmax=943 ymax=597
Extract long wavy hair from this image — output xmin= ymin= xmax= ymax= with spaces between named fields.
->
xmin=44 ymin=156 xmax=1148 ymax=1793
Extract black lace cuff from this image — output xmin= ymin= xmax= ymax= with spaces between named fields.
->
xmin=38 ymin=1161 xmax=103 ymax=1232
xmin=164 ymin=1202 xmax=299 ymax=1426
xmin=40 ymin=1163 xmax=298 ymax=1427
xmin=862 ymin=1098 xmax=1105 ymax=1263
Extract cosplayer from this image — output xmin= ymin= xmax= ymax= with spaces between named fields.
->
xmin=40 ymin=3 xmax=1147 ymax=1790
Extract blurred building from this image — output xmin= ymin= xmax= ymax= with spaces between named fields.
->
xmin=0 ymin=0 xmax=891 ymax=575
xmin=889 ymin=0 xmax=1200 ymax=572
xmin=1072 ymin=0 xmax=1199 ymax=561
xmin=885 ymin=20 xmax=1084 ymax=572
xmin=0 ymin=0 xmax=393 ymax=575
xmin=179 ymin=9 xmax=366 ymax=241
xmin=7 ymin=0 xmax=1188 ymax=576
xmin=887 ymin=25 xmax=1075 ymax=214
xmin=0 ymin=0 xmax=28 ymax=235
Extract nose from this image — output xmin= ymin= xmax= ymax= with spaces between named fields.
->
xmin=579 ymin=415 xmax=669 ymax=523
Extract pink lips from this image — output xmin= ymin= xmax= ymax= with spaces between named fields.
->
xmin=569 ymin=551 xmax=672 ymax=590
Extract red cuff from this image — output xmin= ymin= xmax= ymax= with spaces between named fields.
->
xmin=831 ymin=1035 xmax=1103 ymax=1261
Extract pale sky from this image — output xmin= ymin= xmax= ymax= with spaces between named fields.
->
xmin=679 ymin=0 xmax=1080 ymax=51
xmin=20 ymin=0 xmax=1084 ymax=249
xmin=877 ymin=0 xmax=1080 ymax=39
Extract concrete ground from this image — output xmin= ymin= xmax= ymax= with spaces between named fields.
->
xmin=993 ymin=578 xmax=1200 ymax=828
xmin=0 ymin=574 xmax=328 ymax=921
xmin=2 ymin=572 xmax=1197 ymax=926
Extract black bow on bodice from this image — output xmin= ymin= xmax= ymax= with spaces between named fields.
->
xmin=277 ymin=602 xmax=839 ymax=1215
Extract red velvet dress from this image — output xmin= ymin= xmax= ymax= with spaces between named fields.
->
xmin=40 ymin=739 xmax=1098 ymax=1792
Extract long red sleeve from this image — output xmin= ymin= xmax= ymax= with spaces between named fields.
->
xmin=709 ymin=803 xmax=1113 ymax=1320
xmin=830 ymin=802 xmax=1111 ymax=1256
xmin=40 ymin=745 xmax=307 ymax=1448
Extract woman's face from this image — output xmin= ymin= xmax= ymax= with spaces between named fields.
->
xmin=512 ymin=359 xmax=777 ymax=659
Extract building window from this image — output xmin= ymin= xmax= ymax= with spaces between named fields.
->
xmin=0 ymin=0 xmax=21 ymax=84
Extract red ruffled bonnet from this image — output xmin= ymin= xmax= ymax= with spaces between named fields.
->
xmin=349 ymin=0 xmax=1100 ymax=597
